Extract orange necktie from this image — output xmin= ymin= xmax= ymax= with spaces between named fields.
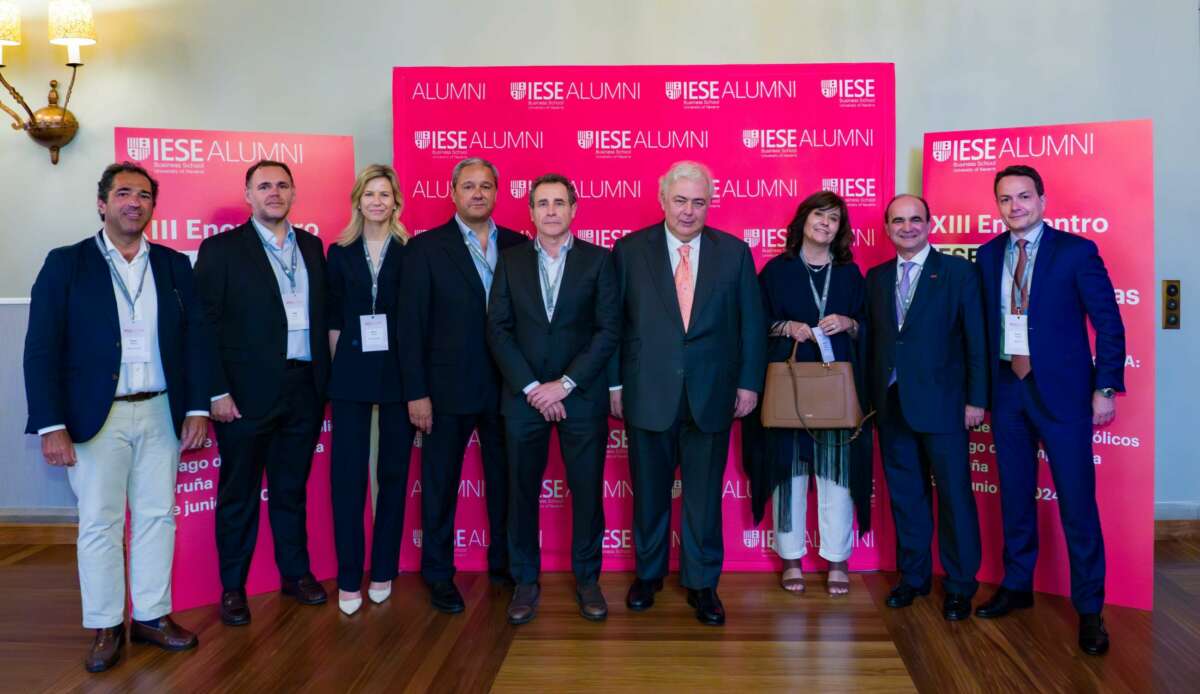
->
xmin=675 ymin=244 xmax=694 ymax=331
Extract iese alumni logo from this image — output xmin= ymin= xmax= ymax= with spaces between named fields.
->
xmin=931 ymin=132 xmax=1095 ymax=164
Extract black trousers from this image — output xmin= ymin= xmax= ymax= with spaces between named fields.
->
xmin=330 ymin=399 xmax=414 ymax=592
xmin=419 ymin=411 xmax=508 ymax=583
xmin=628 ymin=389 xmax=730 ymax=589
xmin=506 ymin=414 xmax=607 ymax=586
xmin=878 ymin=385 xmax=981 ymax=596
xmin=214 ymin=366 xmax=324 ymax=590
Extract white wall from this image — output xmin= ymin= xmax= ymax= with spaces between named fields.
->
xmin=0 ymin=0 xmax=1196 ymax=512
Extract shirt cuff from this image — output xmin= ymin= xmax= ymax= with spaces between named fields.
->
xmin=522 ymin=381 xmax=540 ymax=395
xmin=184 ymin=411 xmax=210 ymax=418
xmin=37 ymin=424 xmax=67 ymax=436
xmin=211 ymin=393 xmax=231 ymax=402
xmin=609 ymin=385 xmax=623 ymax=392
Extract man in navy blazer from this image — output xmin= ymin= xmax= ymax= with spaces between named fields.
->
xmin=865 ymin=194 xmax=987 ymax=622
xmin=973 ymin=165 xmax=1125 ymax=656
xmin=24 ymin=162 xmax=210 ymax=672
xmin=398 ymin=157 xmax=527 ymax=613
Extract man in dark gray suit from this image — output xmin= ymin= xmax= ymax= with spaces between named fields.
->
xmin=609 ymin=161 xmax=766 ymax=626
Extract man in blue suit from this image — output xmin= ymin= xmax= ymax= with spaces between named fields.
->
xmin=24 ymin=162 xmax=211 ymax=672
xmin=866 ymin=194 xmax=987 ymax=621
xmin=973 ymin=165 xmax=1125 ymax=656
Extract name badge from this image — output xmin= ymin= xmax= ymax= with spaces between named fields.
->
xmin=283 ymin=292 xmax=309 ymax=331
xmin=1004 ymin=314 xmax=1031 ymax=355
xmin=360 ymin=314 xmax=389 ymax=352
xmin=121 ymin=320 xmax=151 ymax=364
xmin=812 ymin=326 xmax=837 ymax=363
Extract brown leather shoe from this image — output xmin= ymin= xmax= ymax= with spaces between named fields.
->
xmin=84 ymin=623 xmax=124 ymax=673
xmin=281 ymin=573 xmax=328 ymax=606
xmin=507 ymin=583 xmax=540 ymax=625
xmin=220 ymin=589 xmax=251 ymax=626
xmin=130 ymin=616 xmax=198 ymax=651
xmin=576 ymin=583 xmax=608 ymax=621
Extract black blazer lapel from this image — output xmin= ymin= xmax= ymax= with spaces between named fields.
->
xmin=149 ymin=244 xmax=178 ymax=329
xmin=441 ymin=225 xmax=488 ymax=305
xmin=900 ymin=249 xmax=942 ymax=333
xmin=517 ymin=244 xmax=550 ymax=327
xmin=549 ymin=241 xmax=586 ymax=329
xmin=644 ymin=226 xmax=685 ymax=333
xmin=989 ymin=231 xmax=1009 ymax=317
xmin=240 ymin=222 xmax=284 ymax=308
xmin=879 ymin=261 xmax=900 ymax=336
xmin=689 ymin=227 xmax=720 ymax=331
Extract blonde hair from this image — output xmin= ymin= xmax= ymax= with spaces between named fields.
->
xmin=337 ymin=164 xmax=409 ymax=246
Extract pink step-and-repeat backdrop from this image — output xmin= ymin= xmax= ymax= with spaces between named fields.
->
xmin=114 ymin=127 xmax=356 ymax=611
xmin=923 ymin=120 xmax=1155 ymax=609
xmin=392 ymin=64 xmax=898 ymax=574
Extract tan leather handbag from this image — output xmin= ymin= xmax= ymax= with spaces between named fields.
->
xmin=761 ymin=342 xmax=872 ymax=438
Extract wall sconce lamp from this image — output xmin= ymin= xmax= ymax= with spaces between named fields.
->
xmin=0 ymin=1 xmax=97 ymax=164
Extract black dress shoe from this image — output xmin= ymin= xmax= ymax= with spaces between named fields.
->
xmin=885 ymin=581 xmax=931 ymax=608
xmin=220 ymin=589 xmax=251 ymax=626
xmin=281 ymin=573 xmax=328 ymax=605
xmin=429 ymin=580 xmax=465 ymax=614
xmin=84 ymin=623 xmax=125 ymax=673
xmin=943 ymin=593 xmax=972 ymax=621
xmin=686 ymin=588 xmax=726 ymax=626
xmin=1079 ymin=613 xmax=1110 ymax=655
xmin=625 ymin=577 xmax=663 ymax=612
xmin=974 ymin=587 xmax=1033 ymax=619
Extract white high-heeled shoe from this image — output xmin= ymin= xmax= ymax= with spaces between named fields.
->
xmin=368 ymin=581 xmax=392 ymax=604
xmin=339 ymin=591 xmax=363 ymax=615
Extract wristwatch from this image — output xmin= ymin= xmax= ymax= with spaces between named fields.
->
xmin=560 ymin=378 xmax=575 ymax=394
xmin=1098 ymin=387 xmax=1116 ymax=399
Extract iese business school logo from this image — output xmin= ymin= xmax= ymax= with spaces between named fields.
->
xmin=413 ymin=129 xmax=544 ymax=153
xmin=127 ymin=137 xmax=151 ymax=161
xmin=821 ymin=177 xmax=878 ymax=204
xmin=510 ymin=179 xmax=529 ymax=199
xmin=510 ymin=80 xmax=640 ymax=105
xmin=576 ymin=129 xmax=709 ymax=159
xmin=930 ymin=132 xmax=1096 ymax=165
xmin=819 ymin=77 xmax=877 ymax=108
xmin=663 ymin=79 xmax=796 ymax=108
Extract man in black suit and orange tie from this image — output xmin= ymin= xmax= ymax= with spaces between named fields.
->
xmin=487 ymin=174 xmax=620 ymax=625
xmin=399 ymin=157 xmax=527 ymax=613
xmin=609 ymin=161 xmax=766 ymax=626
xmin=194 ymin=159 xmax=331 ymax=625
xmin=865 ymin=194 xmax=987 ymax=622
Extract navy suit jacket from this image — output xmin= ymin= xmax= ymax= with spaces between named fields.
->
xmin=486 ymin=238 xmax=620 ymax=421
xmin=976 ymin=226 xmax=1125 ymax=420
xmin=193 ymin=220 xmax=330 ymax=418
xmin=865 ymin=248 xmax=988 ymax=433
xmin=24 ymin=235 xmax=212 ymax=441
xmin=398 ymin=217 xmax=528 ymax=415
xmin=326 ymin=236 xmax=406 ymax=403
xmin=608 ymin=223 xmax=766 ymax=433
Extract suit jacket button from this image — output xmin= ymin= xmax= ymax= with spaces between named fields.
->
xmin=112 ymin=374 xmax=119 ymax=381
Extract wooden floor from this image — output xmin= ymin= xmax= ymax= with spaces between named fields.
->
xmin=1 ymin=539 xmax=1198 ymax=693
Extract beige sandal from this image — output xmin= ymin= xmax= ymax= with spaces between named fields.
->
xmin=827 ymin=561 xmax=850 ymax=597
xmin=780 ymin=559 xmax=805 ymax=594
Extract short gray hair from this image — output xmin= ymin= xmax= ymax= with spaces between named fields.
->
xmin=452 ymin=157 xmax=500 ymax=188
xmin=658 ymin=160 xmax=714 ymax=199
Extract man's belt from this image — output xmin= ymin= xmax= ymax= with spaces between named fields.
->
xmin=114 ymin=391 xmax=165 ymax=403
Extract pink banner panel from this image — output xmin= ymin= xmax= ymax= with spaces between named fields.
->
xmin=393 ymin=64 xmax=898 ymax=575
xmin=114 ymin=127 xmax=356 ymax=611
xmin=922 ymin=120 xmax=1154 ymax=609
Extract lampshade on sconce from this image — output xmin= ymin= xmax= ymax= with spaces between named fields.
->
xmin=49 ymin=0 xmax=96 ymax=66
xmin=0 ymin=2 xmax=20 ymax=67
xmin=0 ymin=1 xmax=98 ymax=163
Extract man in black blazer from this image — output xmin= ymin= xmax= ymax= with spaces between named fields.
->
xmin=609 ymin=161 xmax=766 ymax=626
xmin=399 ymin=157 xmax=527 ymax=612
xmin=24 ymin=162 xmax=208 ymax=671
xmin=865 ymin=194 xmax=987 ymax=621
xmin=194 ymin=160 xmax=331 ymax=625
xmin=486 ymin=174 xmax=619 ymax=624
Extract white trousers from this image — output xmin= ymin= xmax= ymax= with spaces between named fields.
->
xmin=67 ymin=394 xmax=179 ymax=628
xmin=771 ymin=474 xmax=854 ymax=563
